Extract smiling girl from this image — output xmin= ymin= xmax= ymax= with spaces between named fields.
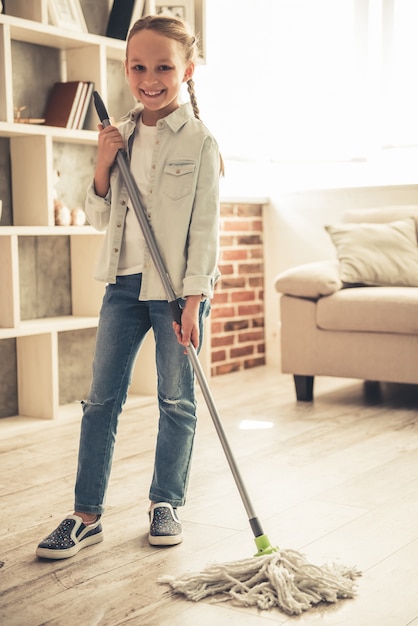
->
xmin=36 ymin=15 xmax=221 ymax=559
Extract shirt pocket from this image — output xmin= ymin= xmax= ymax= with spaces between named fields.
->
xmin=163 ymin=160 xmax=196 ymax=200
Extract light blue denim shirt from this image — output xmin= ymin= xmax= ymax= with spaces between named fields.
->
xmin=85 ymin=102 xmax=220 ymax=301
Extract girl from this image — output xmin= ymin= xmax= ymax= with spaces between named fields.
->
xmin=36 ymin=15 xmax=220 ymax=559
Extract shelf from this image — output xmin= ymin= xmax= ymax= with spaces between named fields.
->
xmin=0 ymin=225 xmax=102 ymax=236
xmin=0 ymin=121 xmax=97 ymax=144
xmin=1 ymin=393 xmax=156 ymax=435
xmin=0 ymin=13 xmax=125 ymax=59
xmin=0 ymin=316 xmax=100 ymax=339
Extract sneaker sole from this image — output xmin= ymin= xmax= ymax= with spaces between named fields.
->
xmin=36 ymin=531 xmax=104 ymax=560
xmin=148 ymin=533 xmax=183 ymax=546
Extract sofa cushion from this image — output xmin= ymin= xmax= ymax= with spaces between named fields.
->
xmin=325 ymin=218 xmax=418 ymax=287
xmin=316 ymin=286 xmax=418 ymax=334
xmin=274 ymin=259 xmax=342 ymax=298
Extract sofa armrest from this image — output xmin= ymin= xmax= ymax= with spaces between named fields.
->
xmin=274 ymin=259 xmax=342 ymax=298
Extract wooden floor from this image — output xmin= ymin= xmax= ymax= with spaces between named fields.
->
xmin=1 ymin=365 xmax=418 ymax=626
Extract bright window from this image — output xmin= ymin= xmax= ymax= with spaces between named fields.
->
xmin=199 ymin=0 xmax=417 ymax=162
xmin=268 ymin=0 xmax=361 ymax=160
xmin=381 ymin=0 xmax=418 ymax=148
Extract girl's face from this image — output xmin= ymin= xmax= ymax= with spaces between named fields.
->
xmin=125 ymin=29 xmax=194 ymax=125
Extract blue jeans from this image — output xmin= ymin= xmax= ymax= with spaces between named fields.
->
xmin=74 ymin=274 xmax=210 ymax=514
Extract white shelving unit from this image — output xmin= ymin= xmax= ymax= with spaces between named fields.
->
xmin=0 ymin=6 xmax=157 ymax=420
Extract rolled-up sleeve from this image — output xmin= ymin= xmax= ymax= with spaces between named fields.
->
xmin=85 ymin=181 xmax=112 ymax=232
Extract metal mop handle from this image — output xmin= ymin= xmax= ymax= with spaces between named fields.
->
xmin=93 ymin=92 xmax=276 ymax=555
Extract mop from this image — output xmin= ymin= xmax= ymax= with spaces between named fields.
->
xmin=93 ymin=92 xmax=360 ymax=616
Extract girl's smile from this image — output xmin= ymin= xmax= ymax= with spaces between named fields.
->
xmin=142 ymin=90 xmax=164 ymax=97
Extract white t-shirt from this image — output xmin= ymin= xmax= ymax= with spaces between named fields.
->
xmin=117 ymin=118 xmax=157 ymax=275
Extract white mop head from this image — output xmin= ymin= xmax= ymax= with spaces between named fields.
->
xmin=159 ymin=549 xmax=360 ymax=616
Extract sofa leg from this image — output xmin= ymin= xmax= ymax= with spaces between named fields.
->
xmin=294 ymin=375 xmax=314 ymax=402
xmin=364 ymin=380 xmax=382 ymax=403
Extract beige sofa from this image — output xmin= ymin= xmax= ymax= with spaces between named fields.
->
xmin=275 ymin=206 xmax=418 ymax=401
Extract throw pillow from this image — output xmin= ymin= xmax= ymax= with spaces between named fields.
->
xmin=325 ymin=217 xmax=418 ymax=287
xmin=274 ymin=259 xmax=342 ymax=298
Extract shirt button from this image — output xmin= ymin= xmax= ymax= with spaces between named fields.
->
xmin=113 ymin=248 xmax=119 ymax=253
xmin=121 ymin=200 xmax=126 ymax=206
xmin=116 ymin=222 xmax=122 ymax=227
xmin=176 ymin=169 xmax=180 ymax=174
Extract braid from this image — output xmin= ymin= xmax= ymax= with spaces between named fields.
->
xmin=188 ymin=76 xmax=224 ymax=176
xmin=187 ymin=78 xmax=200 ymax=120
xmin=188 ymin=77 xmax=224 ymax=176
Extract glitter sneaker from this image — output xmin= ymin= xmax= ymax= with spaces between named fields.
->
xmin=148 ymin=502 xmax=183 ymax=546
xmin=36 ymin=514 xmax=103 ymax=559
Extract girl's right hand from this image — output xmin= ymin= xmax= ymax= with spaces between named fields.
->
xmin=97 ymin=123 xmax=125 ymax=169
xmin=94 ymin=124 xmax=125 ymax=197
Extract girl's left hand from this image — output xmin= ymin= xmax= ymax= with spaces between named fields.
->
xmin=172 ymin=295 xmax=201 ymax=350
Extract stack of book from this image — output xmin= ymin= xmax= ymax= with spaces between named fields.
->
xmin=44 ymin=81 xmax=94 ymax=129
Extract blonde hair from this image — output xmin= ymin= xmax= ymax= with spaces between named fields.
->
xmin=127 ymin=15 xmax=224 ymax=175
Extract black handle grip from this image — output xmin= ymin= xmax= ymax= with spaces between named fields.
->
xmin=93 ymin=91 xmax=111 ymax=127
xmin=169 ymin=300 xmax=183 ymax=325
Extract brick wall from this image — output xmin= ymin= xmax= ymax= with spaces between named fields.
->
xmin=210 ymin=202 xmax=265 ymax=376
